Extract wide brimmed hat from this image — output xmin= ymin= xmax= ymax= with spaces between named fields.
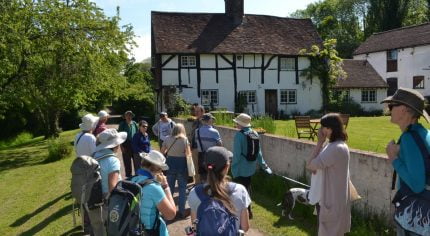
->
xmin=95 ymin=129 xmax=127 ymax=151
xmin=204 ymin=146 xmax=232 ymax=172
xmin=123 ymin=110 xmax=135 ymax=118
xmin=98 ymin=110 xmax=109 ymax=118
xmin=201 ymin=113 xmax=215 ymax=121
xmin=79 ymin=114 xmax=99 ymax=131
xmin=381 ymin=87 xmax=429 ymax=122
xmin=140 ymin=150 xmax=169 ymax=171
xmin=233 ymin=113 xmax=252 ymax=127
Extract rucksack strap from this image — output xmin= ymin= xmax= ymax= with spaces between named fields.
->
xmin=197 ymin=129 xmax=205 ymax=153
xmin=75 ymin=132 xmax=86 ymax=147
xmin=195 ymin=184 xmax=210 ymax=202
xmin=164 ymin=137 xmax=178 ymax=156
xmin=93 ymin=153 xmax=115 ymax=162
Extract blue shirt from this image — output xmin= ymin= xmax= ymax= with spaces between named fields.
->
xmin=132 ymin=132 xmax=151 ymax=153
xmin=131 ymin=173 xmax=168 ymax=236
xmin=232 ymin=127 xmax=267 ymax=178
xmin=393 ymin=123 xmax=428 ymax=193
xmin=195 ymin=125 xmax=222 ymax=152
xmin=93 ymin=149 xmax=122 ymax=194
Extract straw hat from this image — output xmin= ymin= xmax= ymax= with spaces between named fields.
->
xmin=79 ymin=114 xmax=99 ymax=131
xmin=381 ymin=87 xmax=429 ymax=122
xmin=233 ymin=113 xmax=252 ymax=127
xmin=140 ymin=150 xmax=169 ymax=171
xmin=95 ymin=129 xmax=127 ymax=151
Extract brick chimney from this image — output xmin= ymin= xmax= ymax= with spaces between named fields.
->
xmin=225 ymin=0 xmax=244 ymax=25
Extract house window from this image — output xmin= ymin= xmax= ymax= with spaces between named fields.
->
xmin=181 ymin=56 xmax=196 ymax=67
xmin=279 ymin=57 xmax=296 ymax=70
xmin=201 ymin=89 xmax=218 ymax=106
xmin=413 ymin=76 xmax=425 ymax=89
xmin=280 ymin=89 xmax=297 ymax=104
xmin=239 ymin=91 xmax=256 ymax=104
xmin=387 ymin=49 xmax=397 ymax=72
xmin=361 ymin=89 xmax=376 ymax=102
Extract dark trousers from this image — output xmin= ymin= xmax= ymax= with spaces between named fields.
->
xmin=197 ymin=152 xmax=207 ymax=182
xmin=121 ymin=141 xmax=134 ymax=177
xmin=234 ymin=176 xmax=253 ymax=218
xmin=132 ymin=153 xmax=142 ymax=173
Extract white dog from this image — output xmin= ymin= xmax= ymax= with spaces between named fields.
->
xmin=277 ymin=188 xmax=311 ymax=220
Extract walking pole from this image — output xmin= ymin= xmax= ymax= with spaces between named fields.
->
xmin=272 ymin=173 xmax=310 ymax=188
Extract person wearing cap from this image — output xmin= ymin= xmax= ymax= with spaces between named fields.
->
xmin=118 ymin=110 xmax=139 ymax=177
xmin=93 ymin=110 xmax=109 ymax=137
xmin=194 ymin=113 xmax=223 ymax=182
xmin=161 ymin=123 xmax=192 ymax=219
xmin=152 ymin=112 xmax=176 ymax=148
xmin=382 ymin=88 xmax=430 ymax=235
xmin=90 ymin=128 xmax=127 ymax=236
xmin=131 ymin=150 xmax=176 ymax=236
xmin=74 ymin=114 xmax=99 ymax=157
xmin=232 ymin=113 xmax=271 ymax=219
xmin=190 ymin=105 xmax=205 ymax=183
xmin=187 ymin=146 xmax=251 ymax=233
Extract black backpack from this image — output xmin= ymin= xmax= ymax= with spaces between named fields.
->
xmin=107 ymin=178 xmax=161 ymax=236
xmin=240 ymin=130 xmax=260 ymax=162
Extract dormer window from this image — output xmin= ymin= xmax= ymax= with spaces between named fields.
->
xmin=387 ymin=49 xmax=397 ymax=72
xmin=181 ymin=56 xmax=196 ymax=67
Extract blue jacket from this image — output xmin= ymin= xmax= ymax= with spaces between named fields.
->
xmin=393 ymin=123 xmax=429 ymax=193
xmin=232 ymin=127 xmax=267 ymax=178
xmin=132 ymin=132 xmax=151 ymax=154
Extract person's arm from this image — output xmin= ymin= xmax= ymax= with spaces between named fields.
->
xmin=152 ymin=122 xmax=159 ymax=137
xmin=156 ymin=174 xmax=176 ymax=220
xmin=215 ymin=130 xmax=223 ymax=146
xmin=185 ymin=138 xmax=192 ymax=157
xmin=117 ymin=122 xmax=124 ymax=132
xmin=240 ymin=209 xmax=250 ymax=232
xmin=131 ymin=133 xmax=140 ymax=153
xmin=108 ymin=171 xmax=119 ymax=193
xmin=307 ymin=128 xmax=327 ymax=172
xmin=231 ymin=132 xmax=243 ymax=178
xmin=89 ymin=136 xmax=96 ymax=155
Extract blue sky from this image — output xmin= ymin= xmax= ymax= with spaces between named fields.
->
xmin=91 ymin=0 xmax=318 ymax=62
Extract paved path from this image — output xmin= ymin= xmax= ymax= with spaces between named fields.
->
xmin=107 ymin=124 xmax=264 ymax=236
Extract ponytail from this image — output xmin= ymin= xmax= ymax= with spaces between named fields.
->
xmin=205 ymin=164 xmax=236 ymax=215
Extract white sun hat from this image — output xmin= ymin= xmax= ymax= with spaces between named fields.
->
xmin=233 ymin=113 xmax=252 ymax=127
xmin=98 ymin=110 xmax=109 ymax=118
xmin=140 ymin=150 xmax=169 ymax=171
xmin=95 ymin=129 xmax=127 ymax=151
xmin=79 ymin=114 xmax=99 ymax=131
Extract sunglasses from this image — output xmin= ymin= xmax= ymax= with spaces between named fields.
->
xmin=388 ymin=103 xmax=402 ymax=111
xmin=141 ymin=125 xmax=148 ymax=128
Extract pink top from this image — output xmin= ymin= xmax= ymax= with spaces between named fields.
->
xmin=93 ymin=122 xmax=107 ymax=137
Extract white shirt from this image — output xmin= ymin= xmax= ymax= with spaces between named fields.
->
xmin=74 ymin=132 xmax=96 ymax=157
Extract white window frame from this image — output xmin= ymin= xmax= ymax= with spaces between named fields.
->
xmin=279 ymin=57 xmax=296 ymax=71
xmin=181 ymin=55 xmax=196 ymax=67
xmin=280 ymin=89 xmax=297 ymax=104
xmin=201 ymin=89 xmax=218 ymax=106
xmin=361 ymin=89 xmax=376 ymax=103
xmin=239 ymin=90 xmax=256 ymax=104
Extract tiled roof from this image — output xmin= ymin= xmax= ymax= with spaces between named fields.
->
xmin=354 ymin=23 xmax=430 ymax=55
xmin=151 ymin=12 xmax=322 ymax=55
xmin=335 ymin=60 xmax=388 ymax=88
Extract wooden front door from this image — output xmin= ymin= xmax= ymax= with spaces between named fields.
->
xmin=265 ymin=90 xmax=278 ymax=117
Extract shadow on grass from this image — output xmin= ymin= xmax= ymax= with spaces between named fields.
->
xmin=20 ymin=204 xmax=73 ymax=236
xmin=0 ymin=139 xmax=48 ymax=173
xmin=60 ymin=226 xmax=86 ymax=236
xmin=10 ymin=192 xmax=71 ymax=227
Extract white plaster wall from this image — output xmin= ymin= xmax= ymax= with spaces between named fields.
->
xmin=354 ymin=45 xmax=430 ymax=96
xmin=174 ymin=118 xmax=396 ymax=219
xmin=348 ymin=88 xmax=387 ymax=111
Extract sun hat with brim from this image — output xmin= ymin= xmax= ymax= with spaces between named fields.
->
xmin=204 ymin=146 xmax=232 ymax=172
xmin=95 ymin=129 xmax=127 ymax=151
xmin=233 ymin=113 xmax=252 ymax=127
xmin=201 ymin=113 xmax=216 ymax=121
xmin=79 ymin=114 xmax=99 ymax=131
xmin=381 ymin=87 xmax=429 ymax=122
xmin=140 ymin=150 xmax=169 ymax=171
xmin=98 ymin=110 xmax=109 ymax=118
xmin=123 ymin=110 xmax=135 ymax=118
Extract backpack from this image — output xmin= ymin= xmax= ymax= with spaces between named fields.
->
xmin=195 ymin=184 xmax=240 ymax=236
xmin=70 ymin=155 xmax=111 ymax=208
xmin=240 ymin=130 xmax=260 ymax=161
xmin=107 ymin=179 xmax=161 ymax=236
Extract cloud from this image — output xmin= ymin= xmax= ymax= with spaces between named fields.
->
xmin=128 ymin=33 xmax=151 ymax=62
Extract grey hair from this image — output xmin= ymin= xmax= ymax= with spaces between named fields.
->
xmin=171 ymin=123 xmax=187 ymax=138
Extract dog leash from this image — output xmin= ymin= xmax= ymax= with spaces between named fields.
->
xmin=273 ymin=173 xmax=310 ymax=188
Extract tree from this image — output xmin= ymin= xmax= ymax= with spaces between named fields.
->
xmin=0 ymin=0 xmax=134 ymax=137
xmin=300 ymin=39 xmax=346 ymax=112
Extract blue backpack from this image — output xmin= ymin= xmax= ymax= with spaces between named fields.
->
xmin=195 ymin=183 xmax=240 ymax=236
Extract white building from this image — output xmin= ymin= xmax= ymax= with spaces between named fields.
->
xmin=151 ymin=0 xmax=324 ymax=116
xmin=353 ymin=23 xmax=430 ymax=98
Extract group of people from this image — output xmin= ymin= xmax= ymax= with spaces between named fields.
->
xmin=71 ymin=86 xmax=429 ymax=236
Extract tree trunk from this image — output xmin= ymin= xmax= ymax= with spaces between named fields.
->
xmin=43 ymin=110 xmax=60 ymax=138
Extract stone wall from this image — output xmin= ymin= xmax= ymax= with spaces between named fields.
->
xmin=175 ymin=118 xmax=395 ymax=218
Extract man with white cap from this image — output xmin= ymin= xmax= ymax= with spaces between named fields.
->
xmin=74 ymin=114 xmax=99 ymax=157
xmin=89 ymin=128 xmax=127 ymax=235
xmin=232 ymin=113 xmax=272 ymax=219
xmin=93 ymin=110 xmax=109 ymax=137
xmin=382 ymin=88 xmax=430 ymax=235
